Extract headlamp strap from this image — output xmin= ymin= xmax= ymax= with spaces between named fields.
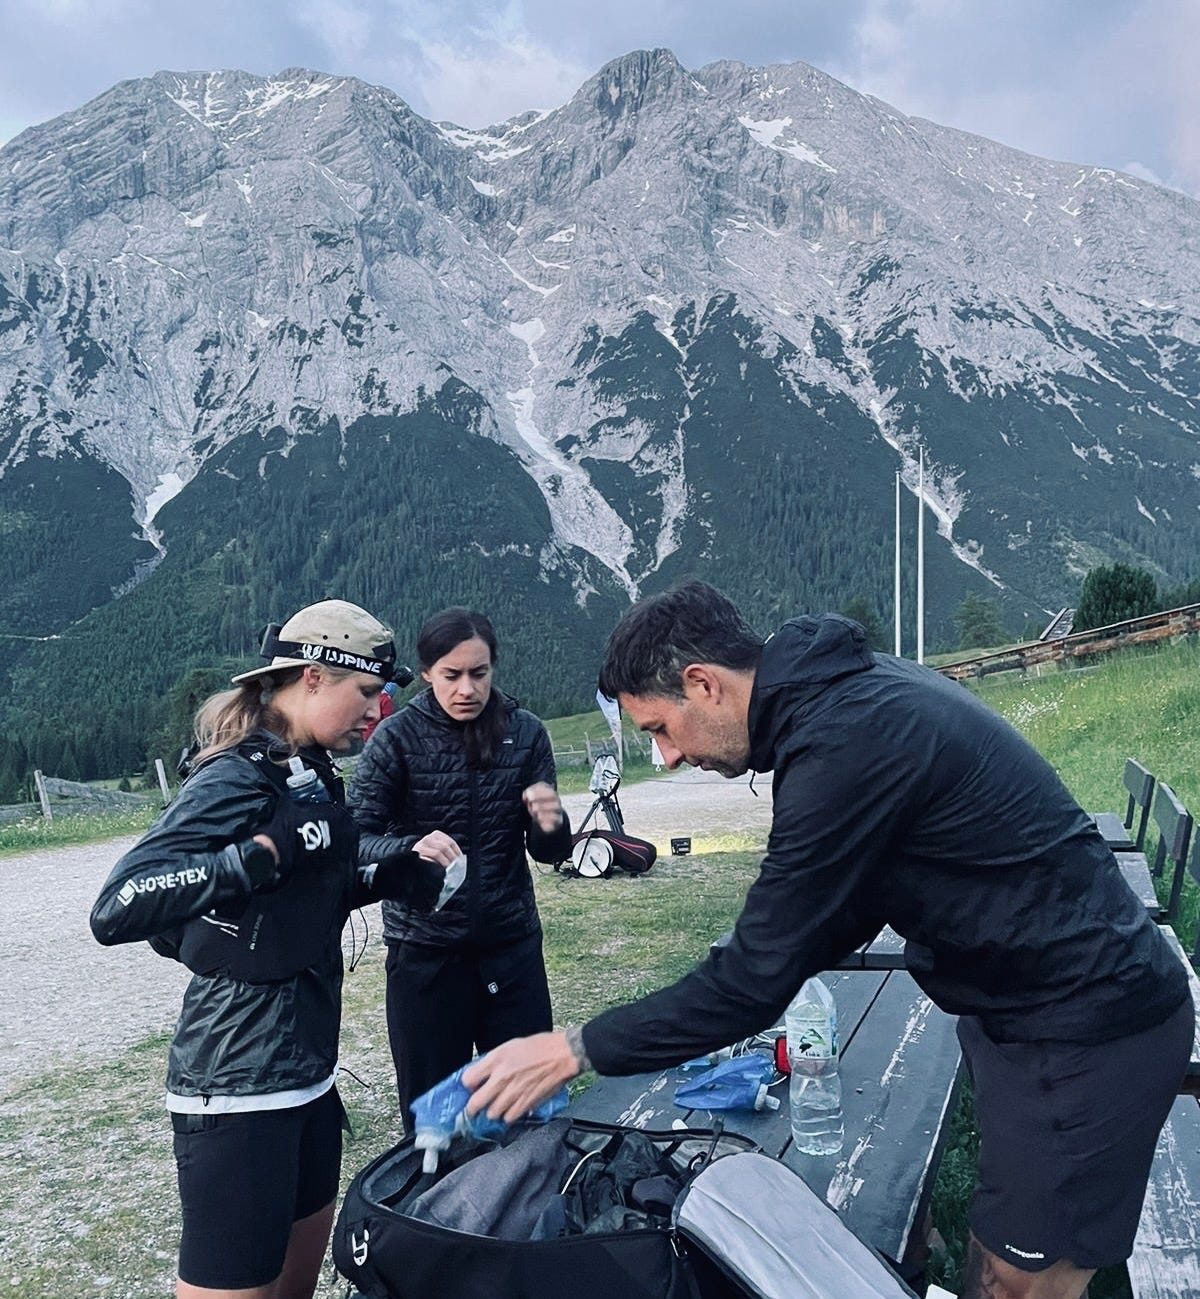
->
xmin=258 ymin=624 xmax=397 ymax=681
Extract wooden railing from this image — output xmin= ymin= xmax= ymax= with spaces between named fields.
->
xmin=938 ymin=603 xmax=1200 ymax=682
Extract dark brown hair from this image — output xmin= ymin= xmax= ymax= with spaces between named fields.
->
xmin=418 ymin=608 xmax=506 ymax=768
xmin=598 ymin=581 xmax=763 ymax=700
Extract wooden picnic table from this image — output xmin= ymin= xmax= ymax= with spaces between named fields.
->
xmin=834 ymin=924 xmax=1199 ymax=1086
xmin=564 ymin=967 xmax=962 ymax=1280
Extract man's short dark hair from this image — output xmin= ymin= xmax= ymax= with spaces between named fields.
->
xmin=597 ymin=580 xmax=763 ymax=700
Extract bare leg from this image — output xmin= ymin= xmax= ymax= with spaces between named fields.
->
xmin=275 ymin=1202 xmax=337 ymax=1299
xmin=960 ymin=1234 xmax=1095 ymax=1299
xmin=177 ymin=1275 xmax=276 ymax=1299
xmin=175 ymin=1202 xmax=335 ymax=1299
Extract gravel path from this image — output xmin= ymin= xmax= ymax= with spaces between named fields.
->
xmin=0 ymin=768 xmax=771 ymax=1096
xmin=560 ymin=763 xmax=773 ymax=846
xmin=0 ymin=836 xmax=193 ymax=1093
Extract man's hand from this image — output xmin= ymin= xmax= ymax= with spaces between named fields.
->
xmin=462 ymin=1032 xmax=581 ymax=1123
xmin=412 ymin=830 xmax=462 ymax=866
xmin=522 ymin=783 xmax=564 ymax=834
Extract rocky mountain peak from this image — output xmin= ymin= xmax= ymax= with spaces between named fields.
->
xmin=1 ymin=48 xmax=1198 ymax=670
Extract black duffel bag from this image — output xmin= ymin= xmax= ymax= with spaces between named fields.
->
xmin=332 ymin=1117 xmax=919 ymax=1299
xmin=333 ymin=1119 xmax=753 ymax=1299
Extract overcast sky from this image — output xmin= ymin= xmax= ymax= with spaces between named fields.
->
xmin=1 ymin=0 xmax=1197 ymax=197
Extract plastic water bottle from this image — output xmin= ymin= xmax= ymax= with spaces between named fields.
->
xmin=410 ymin=1064 xmax=569 ymax=1173
xmin=286 ymin=756 xmax=329 ymax=804
xmin=785 ymin=977 xmax=844 ymax=1155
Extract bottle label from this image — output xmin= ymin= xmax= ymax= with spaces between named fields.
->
xmin=790 ymin=1019 xmax=838 ymax=1060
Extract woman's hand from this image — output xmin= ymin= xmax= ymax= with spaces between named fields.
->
xmin=412 ymin=830 xmax=462 ymax=867
xmin=522 ymin=782 xmax=564 ymax=833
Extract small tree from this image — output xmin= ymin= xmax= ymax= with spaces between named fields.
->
xmin=1075 ymin=564 xmax=1158 ymax=632
xmin=954 ymin=593 xmax=1005 ymax=650
xmin=839 ymin=596 xmax=886 ymax=651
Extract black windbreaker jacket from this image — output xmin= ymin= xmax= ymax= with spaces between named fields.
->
xmin=583 ymin=615 xmax=1187 ymax=1075
xmin=91 ymin=734 xmax=431 ymax=1099
xmin=348 ymin=688 xmax=570 ymax=948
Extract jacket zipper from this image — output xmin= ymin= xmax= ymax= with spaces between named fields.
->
xmin=467 ymin=767 xmax=480 ymax=941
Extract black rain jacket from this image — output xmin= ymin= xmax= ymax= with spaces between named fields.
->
xmin=91 ymin=734 xmax=431 ymax=1099
xmin=348 ymin=688 xmax=570 ymax=948
xmin=583 ymin=615 xmax=1187 ymax=1075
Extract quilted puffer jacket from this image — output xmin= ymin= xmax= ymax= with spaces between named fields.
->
xmin=348 ymin=689 xmax=571 ymax=948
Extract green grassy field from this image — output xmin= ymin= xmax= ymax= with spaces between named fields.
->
xmin=973 ymin=640 xmax=1200 ymax=951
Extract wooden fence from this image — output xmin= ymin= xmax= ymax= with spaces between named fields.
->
xmin=0 ymin=773 xmax=156 ymax=825
xmin=939 ymin=602 xmax=1200 ymax=683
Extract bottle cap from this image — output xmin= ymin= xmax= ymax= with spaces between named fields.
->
xmin=413 ymin=1129 xmax=447 ymax=1173
xmin=755 ymin=1085 xmax=781 ymax=1112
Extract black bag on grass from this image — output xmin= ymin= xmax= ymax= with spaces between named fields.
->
xmin=332 ymin=1117 xmax=919 ymax=1299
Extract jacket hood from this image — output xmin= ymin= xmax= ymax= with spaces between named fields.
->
xmin=748 ymin=615 xmax=875 ymax=769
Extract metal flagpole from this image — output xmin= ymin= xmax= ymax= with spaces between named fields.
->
xmin=916 ymin=448 xmax=925 ymax=665
xmin=894 ymin=471 xmax=902 ymax=656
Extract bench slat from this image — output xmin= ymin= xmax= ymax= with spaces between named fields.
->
xmin=1118 ymin=852 xmax=1164 ymax=918
xmin=1092 ymin=810 xmax=1136 ymax=852
xmin=836 ymin=925 xmax=907 ymax=970
xmin=1159 ymin=926 xmax=1200 ymax=1089
xmin=1128 ymin=1097 xmax=1200 ymax=1299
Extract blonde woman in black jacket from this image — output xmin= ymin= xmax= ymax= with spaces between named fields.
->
xmin=91 ymin=600 xmax=448 ymax=1299
xmin=348 ymin=607 xmax=571 ymax=1117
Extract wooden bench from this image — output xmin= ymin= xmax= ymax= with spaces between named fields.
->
xmin=1186 ymin=833 xmax=1200 ymax=966
xmin=564 ymin=967 xmax=962 ymax=1286
xmin=1158 ymin=926 xmax=1200 ymax=1096
xmin=1128 ymin=1095 xmax=1200 ymax=1299
xmin=1090 ymin=758 xmax=1156 ymax=854
xmin=1149 ymin=783 xmax=1194 ymax=922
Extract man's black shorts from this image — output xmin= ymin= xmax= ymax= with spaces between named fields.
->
xmin=171 ymin=1085 xmax=344 ymax=1290
xmin=958 ymin=997 xmax=1192 ymax=1271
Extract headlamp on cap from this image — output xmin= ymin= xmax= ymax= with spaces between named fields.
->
xmin=258 ymin=623 xmax=411 ymax=683
xmin=230 ymin=600 xmax=412 ymax=687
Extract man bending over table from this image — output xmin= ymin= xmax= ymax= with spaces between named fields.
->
xmin=465 ymin=580 xmax=1190 ymax=1299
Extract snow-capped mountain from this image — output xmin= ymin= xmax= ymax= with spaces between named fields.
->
xmin=1 ymin=49 xmax=1198 ymax=737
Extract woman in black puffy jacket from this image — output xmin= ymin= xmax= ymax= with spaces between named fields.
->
xmin=348 ymin=607 xmax=572 ymax=1117
xmin=90 ymin=599 xmax=448 ymax=1299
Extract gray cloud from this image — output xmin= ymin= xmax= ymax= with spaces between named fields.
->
xmin=0 ymin=0 xmax=1194 ymax=197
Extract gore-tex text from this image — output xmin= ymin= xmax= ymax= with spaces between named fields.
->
xmin=117 ymin=867 xmax=208 ymax=906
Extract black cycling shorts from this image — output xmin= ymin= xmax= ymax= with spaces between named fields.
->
xmin=958 ymin=997 xmax=1192 ymax=1272
xmin=171 ymin=1086 xmax=344 ymax=1290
